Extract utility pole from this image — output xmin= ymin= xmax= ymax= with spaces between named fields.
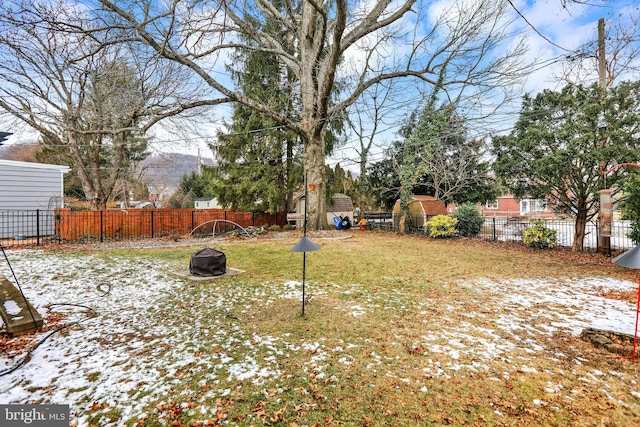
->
xmin=597 ymin=17 xmax=612 ymax=256
xmin=197 ymin=147 xmax=202 ymax=175
xmin=598 ymin=18 xmax=607 ymax=90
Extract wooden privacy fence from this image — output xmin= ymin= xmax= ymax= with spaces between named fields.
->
xmin=55 ymin=208 xmax=287 ymax=241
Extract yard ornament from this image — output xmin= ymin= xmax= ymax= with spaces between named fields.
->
xmin=612 ymin=246 xmax=640 ymax=360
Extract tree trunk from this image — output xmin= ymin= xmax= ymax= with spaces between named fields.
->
xmin=303 ymin=133 xmax=328 ymax=230
xmin=399 ymin=211 xmax=407 ymax=234
xmin=572 ymin=208 xmax=588 ymax=252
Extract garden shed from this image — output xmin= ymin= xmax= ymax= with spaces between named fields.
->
xmin=327 ymin=193 xmax=355 ymax=227
xmin=292 ymin=192 xmax=354 ymax=229
xmin=392 ymin=195 xmax=447 ymax=228
xmin=0 ymin=159 xmax=70 ymax=239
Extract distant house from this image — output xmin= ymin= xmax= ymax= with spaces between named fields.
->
xmin=0 ymin=159 xmax=70 ymax=238
xmin=194 ymin=197 xmax=221 ymax=209
xmin=481 ymin=195 xmax=556 ymax=218
xmin=291 ymin=192 xmax=354 ymax=229
xmin=392 ymin=195 xmax=447 ymax=228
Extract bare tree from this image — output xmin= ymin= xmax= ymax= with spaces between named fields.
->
xmin=0 ymin=1 xmax=215 ymax=209
xmin=558 ymin=9 xmax=640 ymax=87
xmin=345 ymin=80 xmax=404 ymax=213
xmin=96 ymin=0 xmax=531 ymax=228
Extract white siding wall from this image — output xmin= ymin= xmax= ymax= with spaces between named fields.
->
xmin=0 ymin=160 xmax=69 ymax=238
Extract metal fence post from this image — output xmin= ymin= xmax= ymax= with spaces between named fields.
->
xmin=492 ymin=217 xmax=496 ymax=241
xmin=36 ymin=209 xmax=40 ymax=246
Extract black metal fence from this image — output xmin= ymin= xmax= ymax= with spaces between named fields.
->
xmin=1 ymin=209 xmax=636 ymax=252
xmin=373 ymin=214 xmax=635 ymax=252
xmin=478 ymin=217 xmax=633 ymax=251
xmin=0 ymin=209 xmax=59 ymax=248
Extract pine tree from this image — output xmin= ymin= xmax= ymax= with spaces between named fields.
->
xmin=210 ymin=15 xmax=302 ymax=213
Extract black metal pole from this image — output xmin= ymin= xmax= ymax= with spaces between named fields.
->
xmin=36 ymin=209 xmax=40 ymax=246
xmin=302 ymin=171 xmax=308 ymax=315
xmin=302 ymin=251 xmax=306 ymax=316
xmin=493 ymin=217 xmax=496 ymax=241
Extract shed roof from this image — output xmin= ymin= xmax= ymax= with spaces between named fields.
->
xmin=393 ymin=195 xmax=447 ymax=216
xmin=326 ymin=193 xmax=354 ymax=212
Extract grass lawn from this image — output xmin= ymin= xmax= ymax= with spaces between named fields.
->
xmin=1 ymin=231 xmax=639 ymax=426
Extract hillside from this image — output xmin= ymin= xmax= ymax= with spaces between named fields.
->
xmin=139 ymin=153 xmax=215 ymax=188
xmin=0 ymin=145 xmax=214 ymax=190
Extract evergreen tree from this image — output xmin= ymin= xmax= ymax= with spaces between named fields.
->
xmin=210 ymin=12 xmax=302 ymax=213
xmin=492 ymin=81 xmax=640 ymax=251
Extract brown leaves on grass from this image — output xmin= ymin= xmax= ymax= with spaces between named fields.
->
xmin=405 ymin=343 xmax=426 ymax=355
xmin=0 ymin=310 xmax=68 ymax=356
xmin=250 ymin=400 xmax=288 ymax=424
xmin=593 ymin=287 xmax=638 ymax=304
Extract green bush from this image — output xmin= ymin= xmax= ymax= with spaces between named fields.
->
xmin=523 ymin=219 xmax=557 ymax=249
xmin=424 ymin=215 xmax=458 ymax=238
xmin=452 ymin=203 xmax=484 ymax=237
xmin=268 ymin=224 xmax=282 ymax=232
xmin=283 ymin=224 xmax=296 ymax=231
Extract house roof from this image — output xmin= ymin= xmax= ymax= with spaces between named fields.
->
xmin=0 ymin=159 xmax=70 ymax=173
xmin=195 ymin=197 xmax=216 ymax=202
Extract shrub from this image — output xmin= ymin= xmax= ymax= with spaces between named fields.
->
xmin=268 ymin=224 xmax=282 ymax=232
xmin=424 ymin=215 xmax=458 ymax=238
xmin=283 ymin=224 xmax=296 ymax=231
xmin=523 ymin=219 xmax=557 ymax=249
xmin=452 ymin=203 xmax=484 ymax=237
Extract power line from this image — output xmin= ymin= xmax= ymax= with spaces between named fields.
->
xmin=506 ymin=0 xmax=574 ymax=52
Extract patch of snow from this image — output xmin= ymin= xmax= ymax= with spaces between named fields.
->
xmin=1 ymin=248 xmax=639 ymax=425
xmin=3 ymin=300 xmax=21 ymax=315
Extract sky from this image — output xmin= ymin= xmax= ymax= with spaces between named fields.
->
xmin=1 ymin=0 xmax=638 ymax=172
xmin=329 ymin=0 xmax=640 ymax=172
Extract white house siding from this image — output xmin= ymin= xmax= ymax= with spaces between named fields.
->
xmin=0 ymin=160 xmax=69 ymax=238
xmin=194 ymin=197 xmax=220 ymax=209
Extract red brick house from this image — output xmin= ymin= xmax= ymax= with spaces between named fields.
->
xmin=479 ymin=195 xmax=557 ymax=218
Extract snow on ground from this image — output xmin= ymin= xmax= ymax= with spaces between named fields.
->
xmin=0 ymin=249 xmax=639 ymax=426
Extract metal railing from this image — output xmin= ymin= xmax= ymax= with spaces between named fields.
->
xmin=0 ymin=209 xmax=60 ymax=248
xmin=376 ymin=214 xmax=635 ymax=252
xmin=478 ymin=217 xmax=634 ymax=251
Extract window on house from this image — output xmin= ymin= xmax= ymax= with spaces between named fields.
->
xmin=520 ymin=199 xmax=530 ymax=214
xmin=486 ymin=200 xmax=498 ymax=209
xmin=534 ymin=199 xmax=547 ymax=211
